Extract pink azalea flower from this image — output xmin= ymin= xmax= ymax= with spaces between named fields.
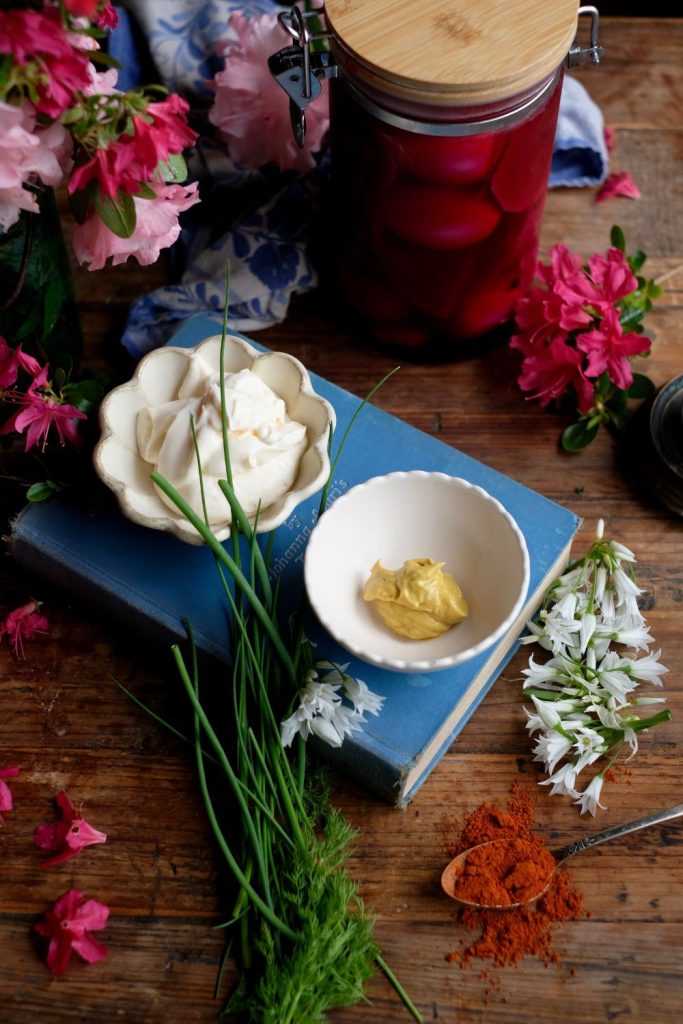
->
xmin=84 ymin=62 xmax=119 ymax=97
xmin=587 ymin=248 xmax=639 ymax=304
xmin=0 ymin=336 xmax=41 ymax=389
xmin=0 ymin=366 xmax=87 ymax=452
xmin=97 ymin=2 xmax=119 ymax=30
xmin=596 ymin=171 xmax=641 ymax=203
xmin=72 ymin=180 xmax=200 ymax=270
xmin=68 ymin=141 xmax=136 ymax=200
xmin=0 ymin=100 xmax=72 ymax=230
xmin=536 ymin=243 xmax=584 ymax=289
xmin=0 ymin=766 xmax=20 ymax=824
xmin=209 ymin=12 xmax=329 ymax=172
xmin=70 ymin=94 xmax=196 ymax=199
xmin=517 ymin=334 xmax=595 ymax=413
xmin=576 ymin=307 xmax=651 ymax=390
xmin=143 ymin=94 xmax=198 ymax=157
xmin=0 ymin=8 xmax=91 ymax=119
xmin=34 ymin=790 xmax=107 ymax=868
xmin=64 ymin=0 xmax=101 ymax=17
xmin=35 ymin=889 xmax=109 ymax=975
xmin=0 ymin=601 xmax=49 ymax=659
xmin=552 ymin=246 xmax=638 ymax=319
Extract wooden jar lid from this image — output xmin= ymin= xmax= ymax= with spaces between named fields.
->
xmin=324 ymin=0 xmax=580 ymax=106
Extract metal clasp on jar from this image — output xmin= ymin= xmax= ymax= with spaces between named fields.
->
xmin=567 ymin=6 xmax=604 ymax=67
xmin=268 ymin=6 xmax=337 ymax=148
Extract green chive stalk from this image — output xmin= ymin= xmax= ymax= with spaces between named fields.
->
xmin=143 ymin=289 xmax=421 ymax=1021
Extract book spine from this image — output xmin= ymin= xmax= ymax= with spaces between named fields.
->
xmin=312 ymin=733 xmax=411 ymax=806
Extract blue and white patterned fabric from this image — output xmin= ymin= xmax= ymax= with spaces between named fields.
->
xmin=112 ymin=3 xmax=608 ymax=359
xmin=549 ymin=75 xmax=608 ymax=190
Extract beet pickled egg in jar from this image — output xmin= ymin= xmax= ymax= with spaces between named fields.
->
xmin=270 ymin=2 xmax=603 ymax=355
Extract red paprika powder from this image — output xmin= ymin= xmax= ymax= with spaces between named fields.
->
xmin=445 ymin=780 xmax=586 ymax=969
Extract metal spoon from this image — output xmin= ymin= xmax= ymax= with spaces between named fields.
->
xmin=441 ymin=802 xmax=683 ymax=911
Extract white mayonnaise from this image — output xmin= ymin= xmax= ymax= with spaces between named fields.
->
xmin=136 ymin=354 xmax=307 ymax=524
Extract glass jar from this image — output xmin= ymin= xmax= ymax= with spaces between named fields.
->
xmin=271 ymin=1 xmax=603 ymax=355
xmin=0 ymin=187 xmax=82 ymax=366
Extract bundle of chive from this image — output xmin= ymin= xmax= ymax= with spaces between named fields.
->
xmin=137 ymin=309 xmax=420 ymax=1022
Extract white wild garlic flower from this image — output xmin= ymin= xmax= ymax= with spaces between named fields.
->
xmin=522 ymin=521 xmax=670 ymax=815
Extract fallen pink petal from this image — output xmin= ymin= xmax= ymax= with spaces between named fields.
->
xmin=34 ymin=789 xmax=107 ymax=868
xmin=604 ymin=124 xmax=616 ymax=153
xmin=0 ymin=766 xmax=20 ymax=823
xmin=34 ymin=889 xmax=109 ymax=975
xmin=596 ymin=171 xmax=642 ymax=203
xmin=0 ymin=600 xmax=49 ymax=658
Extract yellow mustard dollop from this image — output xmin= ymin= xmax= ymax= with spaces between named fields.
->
xmin=362 ymin=558 xmax=469 ymax=640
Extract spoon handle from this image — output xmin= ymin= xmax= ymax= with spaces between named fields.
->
xmin=554 ymin=803 xmax=683 ymax=864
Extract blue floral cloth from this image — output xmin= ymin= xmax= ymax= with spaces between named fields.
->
xmin=112 ymin=3 xmax=608 ymax=359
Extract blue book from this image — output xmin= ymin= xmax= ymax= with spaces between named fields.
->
xmin=9 ymin=315 xmax=580 ymax=807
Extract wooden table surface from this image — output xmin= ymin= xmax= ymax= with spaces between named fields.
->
xmin=1 ymin=16 xmax=682 ymax=1024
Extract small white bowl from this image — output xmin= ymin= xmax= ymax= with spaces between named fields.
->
xmin=304 ymin=471 xmax=530 ymax=673
xmin=94 ymin=334 xmax=335 ymax=545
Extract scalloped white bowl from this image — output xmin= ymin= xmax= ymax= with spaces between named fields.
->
xmin=94 ymin=335 xmax=335 ymax=545
xmin=304 ymin=471 xmax=530 ymax=673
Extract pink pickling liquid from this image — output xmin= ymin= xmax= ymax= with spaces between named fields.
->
xmin=328 ymin=72 xmax=563 ymax=353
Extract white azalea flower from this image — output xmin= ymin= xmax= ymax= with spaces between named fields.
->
xmin=574 ymin=774 xmax=607 ymax=816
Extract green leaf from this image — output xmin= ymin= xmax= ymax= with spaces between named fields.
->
xmin=562 ymin=420 xmax=600 ymax=452
xmin=135 ymin=181 xmax=157 ymax=200
xmin=628 ymin=250 xmax=646 ymax=273
xmin=158 ymin=153 xmax=188 ymax=183
xmin=620 ymin=306 xmax=645 ymax=330
xmin=62 ymin=379 xmax=104 ymax=412
xmin=610 ymin=225 xmax=626 ymax=252
xmin=69 ymin=181 xmax=97 ymax=225
xmin=627 ymin=373 xmax=656 ymax=399
xmin=42 ymin=279 xmax=66 ymax=339
xmin=93 ymin=190 xmax=137 ymax=238
xmin=60 ymin=106 xmax=86 ymax=126
xmin=89 ymin=50 xmax=122 ymax=69
xmin=26 ymin=481 xmax=59 ymax=503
